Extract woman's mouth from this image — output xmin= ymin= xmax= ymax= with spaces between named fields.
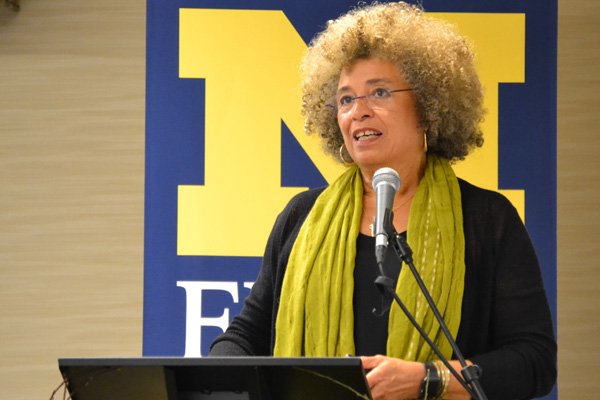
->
xmin=355 ymin=130 xmax=382 ymax=141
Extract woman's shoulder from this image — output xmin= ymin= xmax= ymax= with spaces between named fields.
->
xmin=281 ymin=186 xmax=327 ymax=216
xmin=270 ymin=186 xmax=327 ymax=239
xmin=457 ymin=178 xmax=524 ymax=238
xmin=458 ymin=178 xmax=518 ymax=215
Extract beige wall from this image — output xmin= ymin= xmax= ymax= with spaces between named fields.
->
xmin=0 ymin=1 xmax=597 ymax=399
xmin=556 ymin=1 xmax=600 ymax=398
xmin=0 ymin=2 xmax=145 ymax=399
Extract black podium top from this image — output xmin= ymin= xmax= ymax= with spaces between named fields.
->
xmin=58 ymin=357 xmax=372 ymax=400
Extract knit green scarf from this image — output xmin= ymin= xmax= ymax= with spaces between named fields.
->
xmin=274 ymin=155 xmax=465 ymax=361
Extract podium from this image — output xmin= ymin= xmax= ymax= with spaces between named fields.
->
xmin=58 ymin=357 xmax=372 ymax=400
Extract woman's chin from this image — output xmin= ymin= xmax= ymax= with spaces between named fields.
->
xmin=354 ymin=157 xmax=394 ymax=173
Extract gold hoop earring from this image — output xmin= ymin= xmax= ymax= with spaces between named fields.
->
xmin=424 ymin=132 xmax=428 ymax=153
xmin=339 ymin=144 xmax=354 ymax=166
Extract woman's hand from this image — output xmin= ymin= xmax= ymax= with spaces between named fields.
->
xmin=360 ymin=355 xmax=425 ymax=400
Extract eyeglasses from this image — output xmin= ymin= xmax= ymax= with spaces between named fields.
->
xmin=331 ymin=88 xmax=413 ymax=114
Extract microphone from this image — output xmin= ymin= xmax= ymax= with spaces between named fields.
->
xmin=372 ymin=168 xmax=401 ymax=264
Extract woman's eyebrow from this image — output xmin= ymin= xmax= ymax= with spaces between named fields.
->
xmin=337 ymin=78 xmax=395 ymax=94
xmin=366 ymin=78 xmax=394 ymax=85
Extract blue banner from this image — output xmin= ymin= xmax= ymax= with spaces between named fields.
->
xmin=144 ymin=1 xmax=556 ymax=397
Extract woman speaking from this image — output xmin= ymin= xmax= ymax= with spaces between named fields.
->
xmin=210 ymin=2 xmax=557 ymax=399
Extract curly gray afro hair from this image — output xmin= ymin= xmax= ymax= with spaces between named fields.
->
xmin=300 ymin=1 xmax=485 ymax=163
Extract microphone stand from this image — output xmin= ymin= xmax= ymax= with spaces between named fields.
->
xmin=374 ymin=209 xmax=488 ymax=400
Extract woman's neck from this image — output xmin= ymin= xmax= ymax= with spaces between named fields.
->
xmin=359 ymin=154 xmax=426 ymax=235
xmin=360 ymin=153 xmax=426 ymax=199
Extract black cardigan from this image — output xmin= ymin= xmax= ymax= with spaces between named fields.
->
xmin=210 ymin=179 xmax=557 ymax=400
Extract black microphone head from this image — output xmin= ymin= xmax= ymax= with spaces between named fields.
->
xmin=372 ymin=168 xmax=401 ymax=192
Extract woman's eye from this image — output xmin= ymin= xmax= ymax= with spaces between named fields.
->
xmin=373 ymin=88 xmax=390 ymax=98
xmin=339 ymin=95 xmax=354 ymax=106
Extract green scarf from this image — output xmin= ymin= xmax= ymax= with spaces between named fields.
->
xmin=274 ymin=155 xmax=465 ymax=362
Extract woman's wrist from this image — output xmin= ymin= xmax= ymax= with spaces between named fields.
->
xmin=418 ymin=362 xmax=441 ymax=399
xmin=431 ymin=360 xmax=451 ymax=399
xmin=408 ymin=361 xmax=427 ymax=399
xmin=413 ymin=360 xmax=453 ymax=400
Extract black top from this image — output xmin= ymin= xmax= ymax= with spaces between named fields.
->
xmin=353 ymin=232 xmax=402 ymax=356
xmin=209 ymin=179 xmax=557 ymax=400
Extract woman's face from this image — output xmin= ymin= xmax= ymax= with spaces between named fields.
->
xmin=336 ymin=58 xmax=424 ymax=176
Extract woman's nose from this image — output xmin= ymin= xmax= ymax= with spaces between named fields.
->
xmin=350 ymin=96 xmax=374 ymax=119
